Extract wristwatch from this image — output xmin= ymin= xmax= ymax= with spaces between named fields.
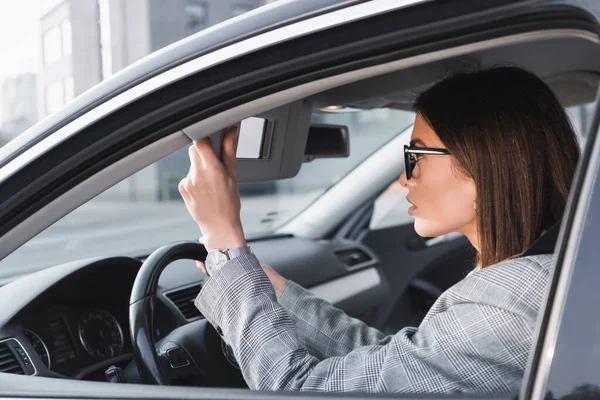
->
xmin=204 ymin=246 xmax=253 ymax=276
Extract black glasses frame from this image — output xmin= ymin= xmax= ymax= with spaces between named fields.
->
xmin=404 ymin=145 xmax=451 ymax=180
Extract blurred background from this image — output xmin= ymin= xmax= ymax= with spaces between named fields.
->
xmin=0 ymin=0 xmax=280 ymax=146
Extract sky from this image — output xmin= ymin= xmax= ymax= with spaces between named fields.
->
xmin=0 ymin=0 xmax=61 ymax=80
xmin=0 ymin=0 xmax=62 ymax=125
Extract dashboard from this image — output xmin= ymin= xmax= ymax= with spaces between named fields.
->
xmin=0 ymin=256 xmax=207 ymax=381
xmin=0 ymin=236 xmax=385 ymax=384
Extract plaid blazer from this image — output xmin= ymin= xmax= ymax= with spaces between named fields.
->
xmin=195 ymin=253 xmax=553 ymax=393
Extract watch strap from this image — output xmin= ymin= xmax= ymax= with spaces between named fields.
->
xmin=225 ymin=246 xmax=253 ymax=260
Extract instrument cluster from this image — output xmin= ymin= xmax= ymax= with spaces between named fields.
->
xmin=22 ymin=307 xmax=128 ymax=377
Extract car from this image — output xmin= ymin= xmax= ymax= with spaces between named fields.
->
xmin=0 ymin=0 xmax=599 ymax=399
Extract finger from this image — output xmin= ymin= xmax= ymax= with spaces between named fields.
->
xmin=178 ymin=177 xmax=190 ymax=200
xmin=222 ymin=126 xmax=239 ymax=179
xmin=195 ymin=260 xmax=208 ymax=275
xmin=193 ymin=137 xmax=220 ymax=168
xmin=188 ymin=143 xmax=203 ymax=174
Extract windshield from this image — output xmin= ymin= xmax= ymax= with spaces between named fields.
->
xmin=0 ymin=109 xmax=414 ymax=278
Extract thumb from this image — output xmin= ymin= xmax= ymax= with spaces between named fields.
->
xmin=195 ymin=260 xmax=208 ymax=275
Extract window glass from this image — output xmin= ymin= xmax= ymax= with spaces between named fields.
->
xmin=0 ymin=108 xmax=414 ymax=278
xmin=184 ymin=2 xmax=208 ymax=36
xmin=45 ymin=81 xmax=64 ymax=115
xmin=98 ymin=0 xmax=113 ymax=79
xmin=0 ymin=1 xmax=268 ymax=146
xmin=43 ymin=26 xmax=62 ymax=66
xmin=232 ymin=5 xmax=253 ymax=17
xmin=64 ymin=76 xmax=74 ymax=102
xmin=61 ymin=19 xmax=72 ymax=56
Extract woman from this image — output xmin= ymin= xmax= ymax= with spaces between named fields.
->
xmin=178 ymin=66 xmax=580 ymax=393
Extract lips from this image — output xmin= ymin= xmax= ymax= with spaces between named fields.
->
xmin=407 ymin=197 xmax=417 ymax=216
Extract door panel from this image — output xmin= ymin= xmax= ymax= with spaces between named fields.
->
xmin=0 ymin=371 xmax=514 ymax=400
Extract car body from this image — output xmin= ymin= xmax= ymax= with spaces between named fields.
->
xmin=1 ymin=0 xmax=600 ymax=399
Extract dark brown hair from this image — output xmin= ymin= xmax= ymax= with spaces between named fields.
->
xmin=415 ymin=66 xmax=580 ymax=268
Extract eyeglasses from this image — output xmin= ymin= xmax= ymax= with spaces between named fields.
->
xmin=404 ymin=145 xmax=451 ymax=180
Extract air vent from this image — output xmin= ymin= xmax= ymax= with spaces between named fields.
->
xmin=0 ymin=339 xmax=28 ymax=375
xmin=165 ymin=284 xmax=203 ymax=320
xmin=334 ymin=248 xmax=372 ymax=268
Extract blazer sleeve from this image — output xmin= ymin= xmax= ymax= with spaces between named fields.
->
xmin=195 ymin=253 xmax=532 ymax=393
xmin=277 ymin=280 xmax=388 ymax=360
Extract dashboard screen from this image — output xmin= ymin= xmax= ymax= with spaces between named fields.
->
xmin=43 ymin=316 xmax=76 ymax=364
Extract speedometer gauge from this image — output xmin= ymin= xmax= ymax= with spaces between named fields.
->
xmin=23 ymin=329 xmax=51 ymax=369
xmin=78 ymin=309 xmax=124 ymax=361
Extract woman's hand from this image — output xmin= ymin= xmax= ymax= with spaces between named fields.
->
xmin=178 ymin=127 xmax=246 ymax=252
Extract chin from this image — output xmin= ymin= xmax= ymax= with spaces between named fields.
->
xmin=414 ymin=219 xmax=450 ymax=238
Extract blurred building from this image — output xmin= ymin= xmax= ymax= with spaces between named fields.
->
xmin=100 ymin=0 xmax=261 ymax=78
xmin=39 ymin=0 xmax=102 ymax=118
xmin=94 ymin=0 xmax=261 ymax=201
xmin=0 ymin=73 xmax=38 ymax=140
xmin=39 ymin=0 xmax=263 ymax=117
xmin=38 ymin=0 xmax=262 ymax=200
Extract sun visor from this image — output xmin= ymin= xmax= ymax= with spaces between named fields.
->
xmin=181 ymin=99 xmax=312 ymax=181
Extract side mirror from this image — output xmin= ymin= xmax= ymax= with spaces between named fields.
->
xmin=303 ymin=124 xmax=349 ymax=162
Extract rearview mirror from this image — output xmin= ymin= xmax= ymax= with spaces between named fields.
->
xmin=303 ymin=124 xmax=349 ymax=162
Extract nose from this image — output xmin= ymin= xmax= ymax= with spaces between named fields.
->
xmin=399 ymin=170 xmax=414 ymax=189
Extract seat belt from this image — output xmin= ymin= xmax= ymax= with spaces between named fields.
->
xmin=521 ymin=220 xmax=561 ymax=256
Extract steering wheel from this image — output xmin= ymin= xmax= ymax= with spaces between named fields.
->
xmin=129 ymin=241 xmax=245 ymax=386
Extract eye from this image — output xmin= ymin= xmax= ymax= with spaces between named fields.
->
xmin=414 ymin=153 xmax=424 ymax=162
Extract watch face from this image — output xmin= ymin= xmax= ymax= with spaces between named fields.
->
xmin=206 ymin=250 xmax=228 ymax=275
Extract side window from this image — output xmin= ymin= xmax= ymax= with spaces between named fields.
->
xmin=0 ymin=109 xmax=415 ymax=275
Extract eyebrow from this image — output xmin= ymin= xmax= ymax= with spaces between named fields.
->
xmin=409 ymin=139 xmax=426 ymax=147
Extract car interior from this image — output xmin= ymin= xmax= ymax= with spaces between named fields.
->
xmin=0 ymin=20 xmax=597 ymax=395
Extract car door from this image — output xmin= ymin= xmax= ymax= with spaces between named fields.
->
xmin=1 ymin=0 xmax=600 ymax=400
xmin=519 ymin=72 xmax=600 ymax=400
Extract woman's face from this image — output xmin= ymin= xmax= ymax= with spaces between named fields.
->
xmin=399 ymin=113 xmax=478 ymax=242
